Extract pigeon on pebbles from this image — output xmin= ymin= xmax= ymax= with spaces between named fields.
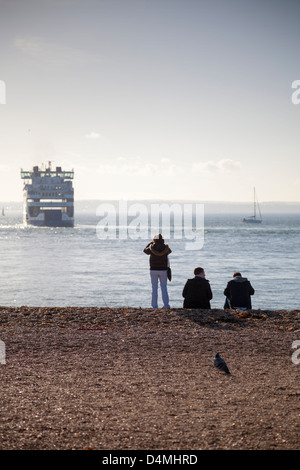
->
xmin=214 ymin=353 xmax=230 ymax=375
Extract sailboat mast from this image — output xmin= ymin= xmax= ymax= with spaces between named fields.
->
xmin=242 ymin=187 xmax=262 ymax=223
xmin=257 ymin=189 xmax=262 ymax=220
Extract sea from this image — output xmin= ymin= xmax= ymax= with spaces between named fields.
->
xmin=0 ymin=201 xmax=299 ymax=311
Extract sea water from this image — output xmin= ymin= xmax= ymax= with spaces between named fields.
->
xmin=0 ymin=204 xmax=299 ymax=310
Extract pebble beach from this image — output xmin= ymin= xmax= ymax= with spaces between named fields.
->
xmin=1 ymin=306 xmax=300 ymax=450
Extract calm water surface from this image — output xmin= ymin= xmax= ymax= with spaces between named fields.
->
xmin=0 ymin=207 xmax=299 ymax=310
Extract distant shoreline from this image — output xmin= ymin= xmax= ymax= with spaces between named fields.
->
xmin=1 ymin=199 xmax=300 ymax=214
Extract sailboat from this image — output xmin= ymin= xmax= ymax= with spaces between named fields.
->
xmin=243 ymin=188 xmax=262 ymax=224
xmin=1 ymin=207 xmax=4 ymax=216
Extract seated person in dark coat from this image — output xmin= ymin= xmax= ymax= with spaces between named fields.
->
xmin=182 ymin=267 xmax=213 ymax=309
xmin=224 ymin=271 xmax=255 ymax=309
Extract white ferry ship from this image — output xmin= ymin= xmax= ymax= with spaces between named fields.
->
xmin=21 ymin=163 xmax=74 ymax=227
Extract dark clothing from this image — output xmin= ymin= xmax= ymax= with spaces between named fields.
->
xmin=143 ymin=241 xmax=172 ymax=270
xmin=224 ymin=276 xmax=255 ymax=309
xmin=182 ymin=276 xmax=213 ymax=309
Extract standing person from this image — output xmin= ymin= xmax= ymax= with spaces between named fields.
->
xmin=144 ymin=234 xmax=171 ymax=308
xmin=182 ymin=267 xmax=213 ymax=309
xmin=224 ymin=271 xmax=255 ymax=309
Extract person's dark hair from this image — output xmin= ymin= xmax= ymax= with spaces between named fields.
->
xmin=233 ymin=272 xmax=241 ymax=277
xmin=194 ymin=267 xmax=204 ymax=275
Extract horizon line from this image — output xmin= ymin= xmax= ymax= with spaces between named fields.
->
xmin=1 ymin=199 xmax=300 ymax=204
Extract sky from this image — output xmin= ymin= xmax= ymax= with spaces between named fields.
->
xmin=0 ymin=0 xmax=300 ymax=203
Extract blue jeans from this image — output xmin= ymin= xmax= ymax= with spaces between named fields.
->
xmin=150 ymin=270 xmax=170 ymax=308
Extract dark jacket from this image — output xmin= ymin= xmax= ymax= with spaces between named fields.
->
xmin=143 ymin=241 xmax=172 ymax=270
xmin=182 ymin=275 xmax=213 ymax=309
xmin=224 ymin=276 xmax=255 ymax=309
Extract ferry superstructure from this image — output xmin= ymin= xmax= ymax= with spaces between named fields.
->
xmin=21 ymin=163 xmax=74 ymax=227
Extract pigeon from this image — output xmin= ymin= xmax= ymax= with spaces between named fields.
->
xmin=214 ymin=352 xmax=230 ymax=374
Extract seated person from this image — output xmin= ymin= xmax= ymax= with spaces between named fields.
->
xmin=224 ymin=271 xmax=255 ymax=309
xmin=182 ymin=267 xmax=213 ymax=309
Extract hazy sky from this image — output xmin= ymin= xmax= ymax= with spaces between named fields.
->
xmin=0 ymin=0 xmax=300 ymax=202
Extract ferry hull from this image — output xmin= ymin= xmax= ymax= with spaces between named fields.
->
xmin=25 ymin=219 xmax=74 ymax=228
xmin=24 ymin=209 xmax=74 ymax=227
xmin=21 ymin=164 xmax=75 ymax=228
